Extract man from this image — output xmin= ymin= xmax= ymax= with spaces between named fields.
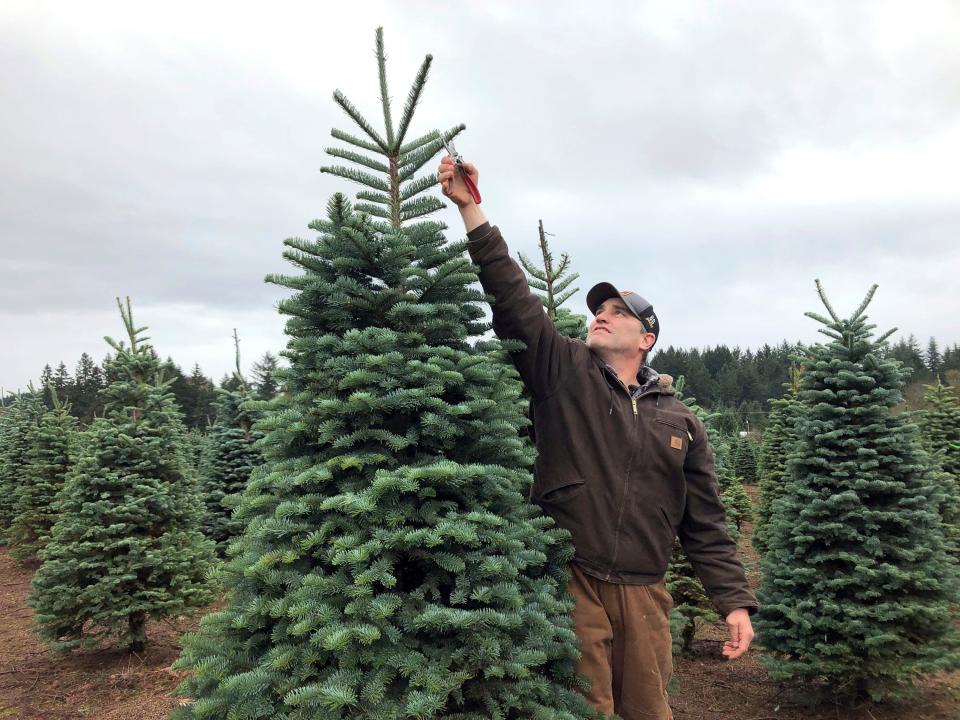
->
xmin=437 ymin=156 xmax=757 ymax=720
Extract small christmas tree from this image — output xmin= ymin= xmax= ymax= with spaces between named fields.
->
xmin=917 ymin=380 xmax=960 ymax=555
xmin=181 ymin=428 xmax=207 ymax=481
xmin=7 ymin=388 xmax=78 ymax=563
xmin=518 ymin=220 xmax=587 ymax=341
xmin=754 ymin=367 xmax=803 ymax=554
xmin=29 ymin=298 xmax=217 ymax=652
xmin=172 ymin=29 xmax=592 ymax=720
xmin=757 ymin=281 xmax=959 ymax=700
xmin=200 ymin=330 xmax=264 ymax=553
xmin=712 ymin=433 xmax=753 ymax=534
xmin=731 ymin=434 xmax=759 ymax=485
xmin=0 ymin=389 xmax=45 ymax=541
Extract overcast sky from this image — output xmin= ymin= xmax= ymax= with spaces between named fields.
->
xmin=2 ymin=0 xmax=959 ymax=392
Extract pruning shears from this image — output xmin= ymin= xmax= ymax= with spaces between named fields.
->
xmin=439 ymin=134 xmax=482 ymax=204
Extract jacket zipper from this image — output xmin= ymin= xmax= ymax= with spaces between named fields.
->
xmin=604 ymin=376 xmax=641 ymax=580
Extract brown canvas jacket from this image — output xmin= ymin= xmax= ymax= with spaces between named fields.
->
xmin=468 ymin=224 xmax=758 ymax=617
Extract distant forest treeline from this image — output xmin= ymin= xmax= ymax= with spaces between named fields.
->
xmin=3 ymin=335 xmax=957 ymax=433
xmin=1 ymin=351 xmax=280 ymax=429
xmin=652 ymin=335 xmax=960 ymax=432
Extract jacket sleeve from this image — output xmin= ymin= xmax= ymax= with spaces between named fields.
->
xmin=677 ymin=419 xmax=759 ymax=618
xmin=467 ymin=224 xmax=582 ymax=400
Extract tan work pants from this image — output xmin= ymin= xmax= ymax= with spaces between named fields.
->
xmin=569 ymin=564 xmax=674 ymax=720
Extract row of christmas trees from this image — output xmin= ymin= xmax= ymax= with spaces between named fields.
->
xmin=0 ymin=301 xmax=271 ymax=651
xmin=1 ymin=27 xmax=958 ymax=717
xmin=0 ymin=329 xmax=267 ymax=554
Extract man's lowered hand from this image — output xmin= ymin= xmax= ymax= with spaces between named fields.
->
xmin=722 ymin=608 xmax=754 ymax=660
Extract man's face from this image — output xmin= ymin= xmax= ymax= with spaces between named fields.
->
xmin=586 ymin=297 xmax=655 ymax=357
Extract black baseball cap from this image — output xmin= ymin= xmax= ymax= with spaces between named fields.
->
xmin=586 ymin=282 xmax=659 ymax=340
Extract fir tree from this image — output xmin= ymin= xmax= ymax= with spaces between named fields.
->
xmin=252 ymin=351 xmax=282 ymax=401
xmin=39 ymin=364 xmax=54 ymax=397
xmin=731 ymin=434 xmax=759 ymax=485
xmin=172 ymin=29 xmax=592 ymax=720
xmin=70 ymin=352 xmax=105 ymax=425
xmin=885 ymin=334 xmax=926 ymax=379
xmin=184 ymin=364 xmax=217 ymax=430
xmin=917 ymin=380 xmax=960 ymax=555
xmin=200 ymin=330 xmax=264 ymax=553
xmin=754 ymin=367 xmax=804 ymax=554
xmin=0 ymin=389 xmax=45 ymax=541
xmin=757 ymin=281 xmax=959 ymax=700
xmin=164 ymin=359 xmax=218 ymax=431
xmin=179 ymin=427 xmax=209 ymax=524
xmin=29 ymin=298 xmax=217 ymax=652
xmin=925 ymin=337 xmax=942 ymax=376
xmin=704 ymin=433 xmax=752 ymax=535
xmin=944 ymin=343 xmax=960 ymax=373
xmin=516 ymin=222 xmax=586 ymax=443
xmin=52 ymin=361 xmax=71 ymax=402
xmin=8 ymin=389 xmax=77 ymax=563
xmin=518 ymin=220 xmax=587 ymax=341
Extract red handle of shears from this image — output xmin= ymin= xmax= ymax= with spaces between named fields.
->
xmin=460 ymin=168 xmax=482 ymax=204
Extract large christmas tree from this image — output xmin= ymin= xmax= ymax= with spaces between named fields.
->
xmin=29 ymin=298 xmax=217 ymax=652
xmin=757 ymin=281 xmax=959 ymax=700
xmin=7 ymin=389 xmax=78 ymax=563
xmin=172 ymin=29 xmax=592 ymax=720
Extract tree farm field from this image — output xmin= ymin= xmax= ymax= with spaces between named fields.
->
xmin=2 ymin=497 xmax=957 ymax=720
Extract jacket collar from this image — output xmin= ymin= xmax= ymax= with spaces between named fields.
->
xmin=595 ymin=355 xmax=674 ymax=398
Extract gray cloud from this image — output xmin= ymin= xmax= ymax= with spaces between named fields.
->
xmin=2 ymin=0 xmax=959 ymax=390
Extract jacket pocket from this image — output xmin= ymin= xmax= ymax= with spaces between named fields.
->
xmin=658 ymin=505 xmax=676 ymax=540
xmin=535 ymin=477 xmax=586 ymax=504
xmin=654 ymin=415 xmax=688 ymax=433
xmin=654 ymin=415 xmax=690 ymax=458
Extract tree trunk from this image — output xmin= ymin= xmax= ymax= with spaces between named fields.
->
xmin=128 ymin=612 xmax=147 ymax=653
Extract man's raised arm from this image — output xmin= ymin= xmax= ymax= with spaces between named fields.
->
xmin=437 ymin=156 xmax=580 ymax=399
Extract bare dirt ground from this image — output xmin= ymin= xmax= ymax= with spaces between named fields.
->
xmin=0 ymin=551 xmax=199 ymax=719
xmin=1 ymin=493 xmax=957 ymax=719
xmin=666 ymin=486 xmax=959 ymax=720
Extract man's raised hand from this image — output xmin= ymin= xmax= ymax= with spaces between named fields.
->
xmin=438 ymin=156 xmax=479 ymax=208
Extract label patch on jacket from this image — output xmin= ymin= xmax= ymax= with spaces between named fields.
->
xmin=670 ymin=435 xmax=683 ymax=450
